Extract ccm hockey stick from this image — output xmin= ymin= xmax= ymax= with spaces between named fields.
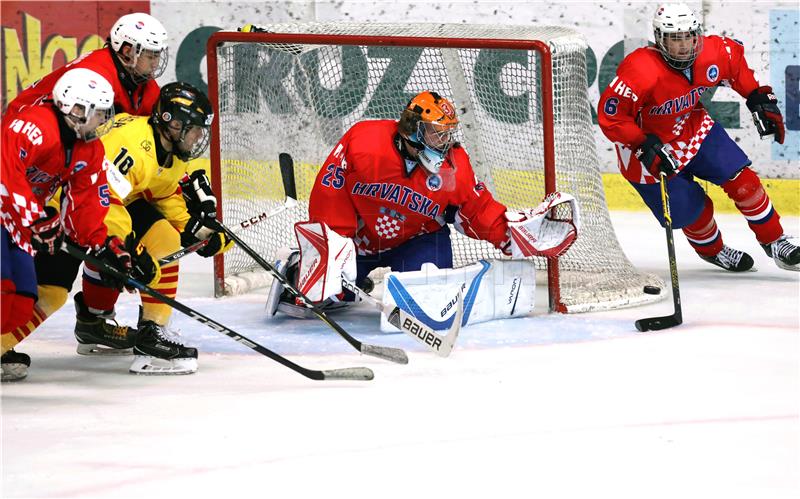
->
xmin=208 ymin=219 xmax=408 ymax=365
xmin=160 ymin=153 xmax=299 ymax=266
xmin=635 ymin=170 xmax=682 ymax=332
xmin=341 ymin=278 xmax=464 ymax=357
xmin=62 ymin=242 xmax=373 ymax=381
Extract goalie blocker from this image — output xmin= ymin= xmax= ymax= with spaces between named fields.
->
xmin=267 ymin=192 xmax=579 ymax=325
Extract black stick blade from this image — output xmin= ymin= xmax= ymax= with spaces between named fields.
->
xmin=278 ymin=153 xmax=297 ymax=200
xmin=635 ymin=315 xmax=682 ymax=332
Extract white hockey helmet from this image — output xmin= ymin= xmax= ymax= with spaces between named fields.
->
xmin=652 ymin=3 xmax=704 ymax=70
xmin=109 ymin=13 xmax=168 ymax=82
xmin=52 ymin=68 xmax=115 ymax=141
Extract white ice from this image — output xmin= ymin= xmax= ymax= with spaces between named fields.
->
xmin=2 ymin=212 xmax=798 ymax=498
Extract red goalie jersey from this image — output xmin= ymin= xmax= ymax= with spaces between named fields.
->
xmin=308 ymin=120 xmax=508 ymax=255
xmin=1 ymin=104 xmax=110 ymax=255
xmin=598 ymin=35 xmax=760 ymax=184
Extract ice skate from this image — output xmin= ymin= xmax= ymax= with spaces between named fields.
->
xmin=73 ymin=292 xmax=137 ymax=355
xmin=762 ymin=235 xmax=800 ymax=272
xmin=130 ymin=321 xmax=198 ymax=375
xmin=1 ymin=349 xmax=31 ymax=382
xmin=699 ymin=245 xmax=754 ymax=272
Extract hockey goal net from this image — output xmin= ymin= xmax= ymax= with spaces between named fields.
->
xmin=207 ymin=23 xmax=664 ymax=312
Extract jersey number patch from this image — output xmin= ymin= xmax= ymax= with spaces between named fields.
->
xmin=321 ymin=163 xmax=345 ymax=189
xmin=112 ymin=147 xmax=135 ymax=175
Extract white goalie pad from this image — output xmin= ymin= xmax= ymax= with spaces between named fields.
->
xmin=294 ymin=221 xmax=356 ymax=302
xmin=380 ymin=259 xmax=536 ymax=333
xmin=506 ymin=191 xmax=580 ymax=259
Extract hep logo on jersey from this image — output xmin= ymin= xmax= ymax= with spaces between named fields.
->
xmin=706 ymin=65 xmax=719 ymax=83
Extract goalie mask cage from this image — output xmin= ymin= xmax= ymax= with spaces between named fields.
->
xmin=207 ymin=23 xmax=664 ymax=313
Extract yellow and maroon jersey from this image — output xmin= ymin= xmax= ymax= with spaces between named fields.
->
xmin=598 ymin=35 xmax=760 ymax=184
xmin=309 ymin=120 xmax=508 ymax=255
xmin=1 ymin=104 xmax=110 ymax=255
xmin=100 ymin=114 xmax=200 ymax=238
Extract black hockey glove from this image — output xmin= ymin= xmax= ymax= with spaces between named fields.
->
xmin=635 ymin=134 xmax=680 ymax=177
xmin=746 ymin=86 xmax=785 ymax=144
xmin=179 ymin=170 xmax=217 ymax=219
xmin=197 ymin=232 xmax=233 ymax=258
xmin=30 ymin=206 xmax=63 ymax=255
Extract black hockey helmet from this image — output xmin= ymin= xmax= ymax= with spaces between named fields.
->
xmin=152 ymin=81 xmax=214 ymax=161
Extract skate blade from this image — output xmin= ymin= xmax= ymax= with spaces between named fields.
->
xmin=76 ymin=343 xmax=133 ymax=356
xmin=129 ymin=355 xmax=197 ymax=375
xmin=1 ymin=364 xmax=29 ymax=382
xmin=775 ymin=258 xmax=800 ymax=272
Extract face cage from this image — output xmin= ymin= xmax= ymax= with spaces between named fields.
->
xmin=416 ymin=120 xmax=457 ymax=153
xmin=68 ymin=105 xmax=116 ymax=142
xmin=655 ymin=29 xmax=704 ymax=70
xmin=174 ymin=125 xmax=211 ymax=161
xmin=128 ymin=46 xmax=169 ymax=84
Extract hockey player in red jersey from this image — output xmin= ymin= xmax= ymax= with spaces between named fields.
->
xmin=1 ymin=69 xmax=153 ymax=381
xmin=267 ymin=91 xmax=579 ymax=318
xmin=598 ymin=3 xmax=798 ymax=272
xmin=4 ymin=12 xmax=167 ymax=120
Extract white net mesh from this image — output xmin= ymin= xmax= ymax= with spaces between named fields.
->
xmin=210 ymin=23 xmax=664 ymax=312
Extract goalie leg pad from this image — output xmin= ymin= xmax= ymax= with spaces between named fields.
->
xmin=265 ymin=247 xmax=350 ymax=318
xmin=380 ymin=259 xmax=536 ymax=332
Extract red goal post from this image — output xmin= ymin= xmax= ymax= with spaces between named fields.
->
xmin=206 ymin=23 xmax=664 ymax=312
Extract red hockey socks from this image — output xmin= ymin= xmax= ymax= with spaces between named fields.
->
xmin=722 ymin=167 xmax=783 ymax=245
xmin=682 ymin=195 xmax=723 ymax=257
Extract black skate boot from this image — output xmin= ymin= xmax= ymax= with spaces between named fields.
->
xmin=762 ymin=235 xmax=800 ymax=271
xmin=699 ymin=245 xmax=754 ymax=272
xmin=1 ymin=349 xmax=31 ymax=382
xmin=129 ymin=321 xmax=198 ymax=375
xmin=74 ymin=292 xmax=137 ymax=355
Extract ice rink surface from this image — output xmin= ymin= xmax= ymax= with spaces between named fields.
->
xmin=2 ymin=211 xmax=798 ymax=498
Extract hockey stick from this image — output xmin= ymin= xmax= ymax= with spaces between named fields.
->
xmin=635 ymin=171 xmax=682 ymax=332
xmin=158 ymin=198 xmax=298 ymax=266
xmin=62 ymin=242 xmax=373 ymax=381
xmin=208 ymin=219 xmax=408 ymax=364
xmin=341 ymin=278 xmax=464 ymax=357
xmin=160 ymin=153 xmax=299 ymax=266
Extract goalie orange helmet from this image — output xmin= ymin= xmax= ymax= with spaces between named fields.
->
xmin=399 ymin=91 xmax=459 ymax=174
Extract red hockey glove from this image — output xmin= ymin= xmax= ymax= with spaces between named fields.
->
xmin=93 ymin=235 xmax=159 ymax=290
xmin=746 ymin=86 xmax=785 ymax=144
xmin=635 ymin=134 xmax=680 ymax=177
xmin=30 ymin=206 xmax=63 ymax=255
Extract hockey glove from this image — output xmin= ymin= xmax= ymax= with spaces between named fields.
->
xmin=179 ymin=170 xmax=217 ymax=219
xmin=196 ymin=232 xmax=233 ymax=258
xmin=30 ymin=206 xmax=63 ymax=255
xmin=635 ymin=134 xmax=680 ymax=177
xmin=93 ymin=234 xmax=159 ymax=290
xmin=746 ymin=86 xmax=785 ymax=144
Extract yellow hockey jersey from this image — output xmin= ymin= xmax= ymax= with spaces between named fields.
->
xmin=101 ymin=114 xmax=203 ymax=238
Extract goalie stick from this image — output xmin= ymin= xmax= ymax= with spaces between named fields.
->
xmin=206 ymin=219 xmax=409 ymax=365
xmin=160 ymin=153 xmax=299 ymax=266
xmin=635 ymin=171 xmax=682 ymax=332
xmin=62 ymin=242 xmax=373 ymax=381
xmin=341 ymin=278 xmax=464 ymax=357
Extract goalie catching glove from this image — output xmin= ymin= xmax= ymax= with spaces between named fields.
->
xmin=499 ymin=192 xmax=580 ymax=259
